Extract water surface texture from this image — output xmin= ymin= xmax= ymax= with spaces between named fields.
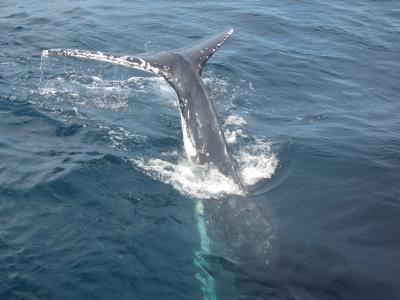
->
xmin=1 ymin=1 xmax=400 ymax=299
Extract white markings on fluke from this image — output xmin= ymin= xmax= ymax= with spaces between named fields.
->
xmin=42 ymin=49 xmax=161 ymax=75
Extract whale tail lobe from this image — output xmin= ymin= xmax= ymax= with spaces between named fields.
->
xmin=179 ymin=28 xmax=234 ymax=75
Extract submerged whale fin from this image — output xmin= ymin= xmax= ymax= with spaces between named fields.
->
xmin=179 ymin=28 xmax=234 ymax=75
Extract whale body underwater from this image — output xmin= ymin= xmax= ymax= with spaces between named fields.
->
xmin=43 ymin=29 xmax=274 ymax=299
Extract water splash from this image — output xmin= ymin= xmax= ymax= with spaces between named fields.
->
xmin=236 ymin=139 xmax=278 ymax=186
xmin=223 ymin=114 xmax=247 ymax=144
xmin=132 ymin=157 xmax=244 ymax=199
xmin=131 ymin=119 xmax=278 ymax=199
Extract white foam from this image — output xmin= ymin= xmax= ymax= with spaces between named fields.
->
xmin=131 ymin=137 xmax=278 ymax=199
xmin=91 ymin=76 xmax=103 ymax=82
xmin=236 ymin=139 xmax=278 ymax=186
xmin=224 ymin=114 xmax=247 ymax=127
xmin=224 ymin=128 xmax=245 ymax=144
xmin=223 ymin=114 xmax=247 ymax=144
xmin=38 ymin=87 xmax=57 ymax=95
xmin=132 ymin=157 xmax=244 ymax=199
xmin=130 ymin=107 xmax=278 ymax=199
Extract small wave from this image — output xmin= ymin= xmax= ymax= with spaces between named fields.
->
xmin=98 ymin=124 xmax=147 ymax=150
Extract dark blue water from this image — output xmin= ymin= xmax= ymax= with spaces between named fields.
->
xmin=1 ymin=1 xmax=400 ymax=299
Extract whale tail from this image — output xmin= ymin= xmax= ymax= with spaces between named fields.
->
xmin=42 ymin=28 xmax=234 ymax=79
xmin=42 ymin=28 xmax=245 ymax=191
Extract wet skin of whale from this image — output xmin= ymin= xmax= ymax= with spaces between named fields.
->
xmin=43 ymin=29 xmax=274 ymax=299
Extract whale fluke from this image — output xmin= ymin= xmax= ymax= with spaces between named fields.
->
xmin=42 ymin=28 xmax=234 ymax=78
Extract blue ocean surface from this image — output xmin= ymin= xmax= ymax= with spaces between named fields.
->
xmin=1 ymin=0 xmax=399 ymax=299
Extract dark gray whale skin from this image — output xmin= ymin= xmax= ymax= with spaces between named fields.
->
xmin=44 ymin=29 xmax=245 ymax=191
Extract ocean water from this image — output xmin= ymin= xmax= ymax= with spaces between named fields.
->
xmin=1 ymin=0 xmax=400 ymax=299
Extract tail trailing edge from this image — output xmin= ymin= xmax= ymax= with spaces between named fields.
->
xmin=179 ymin=28 xmax=234 ymax=75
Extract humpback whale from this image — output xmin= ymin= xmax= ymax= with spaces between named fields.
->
xmin=43 ymin=28 xmax=245 ymax=192
xmin=43 ymin=29 xmax=274 ymax=299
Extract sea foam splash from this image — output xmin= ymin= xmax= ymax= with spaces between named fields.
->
xmin=131 ymin=130 xmax=278 ymax=199
xmin=236 ymin=139 xmax=278 ymax=186
xmin=132 ymin=157 xmax=244 ymax=199
xmin=129 ymin=92 xmax=278 ymax=199
xmin=223 ymin=114 xmax=247 ymax=144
